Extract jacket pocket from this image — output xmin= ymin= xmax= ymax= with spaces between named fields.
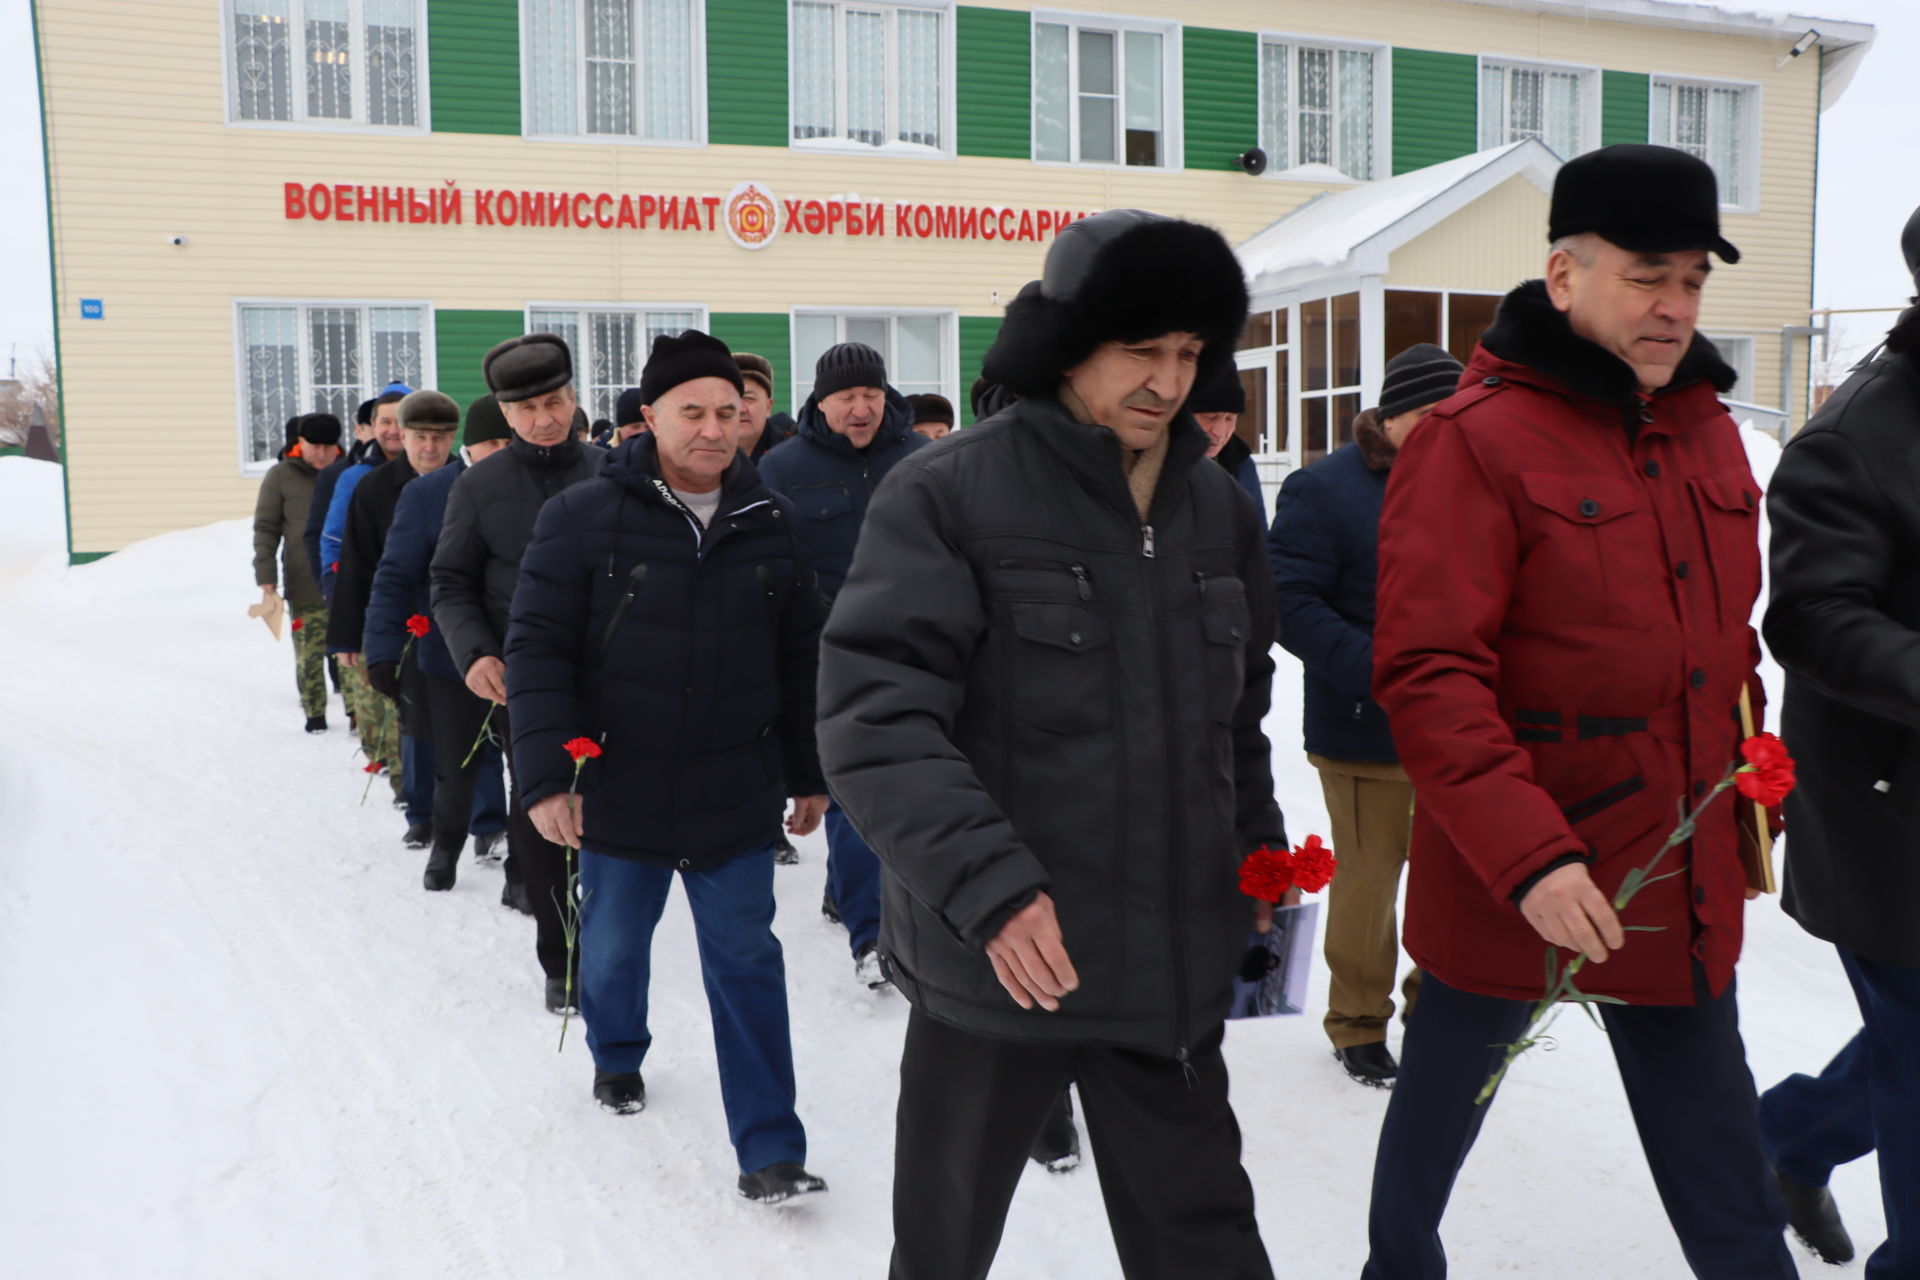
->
xmin=1517 ymin=473 xmax=1654 ymax=629
xmin=1688 ymin=469 xmax=1761 ymax=634
xmin=1197 ymin=574 xmax=1252 ymax=727
xmin=1561 ymin=775 xmax=1647 ymax=824
xmin=1008 ymin=601 xmax=1114 ymax=734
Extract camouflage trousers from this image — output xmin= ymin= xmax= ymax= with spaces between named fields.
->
xmin=340 ymin=662 xmax=404 ymax=799
xmin=290 ymin=604 xmax=329 ymax=718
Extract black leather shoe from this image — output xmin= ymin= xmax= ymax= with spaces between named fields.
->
xmin=774 ymin=833 xmax=799 ymax=866
xmin=1775 ymin=1169 xmax=1854 ymax=1264
xmin=403 ymin=823 xmax=433 ymax=849
xmin=1334 ymin=1041 xmax=1399 ymax=1088
xmin=1028 ymin=1090 xmax=1081 ymax=1173
xmin=473 ymin=830 xmax=506 ymax=865
xmin=821 ymin=889 xmax=842 ymax=925
xmin=422 ymin=840 xmax=458 ymax=891
xmin=545 ymin=977 xmax=577 ymax=1016
xmin=738 ymin=1162 xmax=827 ymax=1204
xmin=592 ymin=1070 xmax=645 ymax=1115
xmin=500 ymin=881 xmax=534 ymax=915
xmin=304 ymin=715 xmax=328 ymax=733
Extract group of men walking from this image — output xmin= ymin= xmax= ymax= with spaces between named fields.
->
xmin=244 ymin=139 xmax=1916 ymax=1275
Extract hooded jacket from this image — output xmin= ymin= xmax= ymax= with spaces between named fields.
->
xmin=754 ymin=387 xmax=925 ymax=600
xmin=504 ymin=434 xmax=826 ymax=867
xmin=252 ymin=452 xmax=323 ymax=607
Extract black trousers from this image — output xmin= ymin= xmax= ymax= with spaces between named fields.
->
xmin=1361 ymin=967 xmax=1794 ymax=1279
xmin=497 ymin=704 xmax=576 ymax=985
xmin=420 ymin=671 xmax=490 ymax=852
xmin=890 ymin=1008 xmax=1272 ymax=1280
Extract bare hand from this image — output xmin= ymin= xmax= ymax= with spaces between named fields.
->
xmin=1519 ymin=863 xmax=1625 ymax=963
xmin=1253 ymin=887 xmax=1302 ymax=936
xmin=465 ymin=655 xmax=507 ymax=704
xmin=339 ymin=651 xmax=360 ymax=669
xmin=530 ymin=792 xmax=583 ymax=849
xmin=1745 ymin=885 xmax=1762 ymax=901
xmin=787 ymin=795 xmax=827 ymax=837
xmin=986 ymin=893 xmax=1079 ymax=1012
xmin=260 ymin=584 xmax=278 ymax=600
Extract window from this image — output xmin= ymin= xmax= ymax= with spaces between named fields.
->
xmin=1258 ymin=39 xmax=1378 ymax=180
xmin=792 ymin=312 xmax=951 ymax=412
xmin=523 ymin=0 xmax=700 ymax=141
xmin=1297 ymin=293 xmax=1362 ymax=467
xmin=1235 ymin=309 xmax=1290 ymax=458
xmin=1479 ymin=59 xmax=1593 ymax=160
xmin=791 ymin=1 xmax=946 ymax=153
xmin=1652 ymin=78 xmax=1758 ymax=209
xmin=228 ymin=0 xmax=422 ymax=127
xmin=1033 ymin=16 xmax=1175 ymax=168
xmin=528 ymin=306 xmax=707 ymax=422
xmin=236 ymin=302 xmax=428 ymax=468
xmin=1384 ymin=289 xmax=1500 ymax=368
xmin=1704 ymin=333 xmax=1757 ymax=406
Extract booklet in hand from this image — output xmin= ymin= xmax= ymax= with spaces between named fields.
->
xmin=1227 ymin=900 xmax=1319 ymax=1019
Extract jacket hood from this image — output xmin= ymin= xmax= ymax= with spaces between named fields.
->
xmin=795 ymin=385 xmax=915 ymax=458
xmin=1480 ymin=279 xmax=1737 ymax=404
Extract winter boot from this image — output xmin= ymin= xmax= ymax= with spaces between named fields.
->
xmin=821 ymin=889 xmax=842 ymax=925
xmin=593 ymin=1070 xmax=646 ymax=1115
xmin=1774 ymin=1169 xmax=1854 ymax=1264
xmin=854 ymin=945 xmax=890 ymax=991
xmin=305 ymin=715 xmax=328 ymax=733
xmin=738 ymin=1162 xmax=827 ymax=1204
xmin=1029 ymin=1090 xmax=1081 ymax=1173
xmin=473 ymin=830 xmax=506 ymax=866
xmin=545 ymin=977 xmax=578 ymax=1016
xmin=1334 ymin=1042 xmax=1399 ymax=1088
xmin=501 ymin=880 xmax=534 ymax=915
xmin=403 ymin=823 xmax=433 ymax=849
xmin=774 ymin=832 xmax=799 ymax=865
xmin=422 ymin=837 xmax=460 ymax=891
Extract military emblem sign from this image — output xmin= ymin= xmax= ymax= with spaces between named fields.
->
xmin=725 ymin=182 xmax=780 ymax=251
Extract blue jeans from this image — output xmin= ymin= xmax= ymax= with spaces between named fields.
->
xmin=578 ymin=844 xmax=805 ymax=1174
xmin=824 ymin=801 xmax=882 ymax=956
xmin=1760 ymin=947 xmax=1920 ymax=1279
xmin=402 ymin=734 xmax=506 ymax=835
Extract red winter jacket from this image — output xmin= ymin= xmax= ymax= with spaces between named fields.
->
xmin=1374 ymin=281 xmax=1763 ymax=1005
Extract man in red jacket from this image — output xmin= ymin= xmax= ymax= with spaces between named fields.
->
xmin=1361 ymin=145 xmax=1794 ymax=1278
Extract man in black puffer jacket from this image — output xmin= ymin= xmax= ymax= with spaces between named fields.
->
xmin=507 ymin=330 xmax=831 ymax=1206
xmin=819 ymin=209 xmax=1287 ymax=1279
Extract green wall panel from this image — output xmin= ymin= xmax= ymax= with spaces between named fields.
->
xmin=427 ymin=0 xmax=520 ymax=135
xmin=1391 ymin=48 xmax=1477 ymax=174
xmin=436 ymin=310 xmax=525 ymax=414
xmin=958 ymin=316 xmax=1002 ymax=425
xmin=1601 ymin=70 xmax=1651 ymax=148
xmin=710 ymin=312 xmax=795 ymax=414
xmin=1182 ymin=28 xmax=1257 ymax=173
xmin=708 ymin=0 xmax=787 ymax=147
xmin=956 ymin=7 xmax=1030 ymax=160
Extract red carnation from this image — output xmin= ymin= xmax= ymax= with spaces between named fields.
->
xmin=1289 ymin=835 xmax=1339 ymax=894
xmin=1734 ymin=732 xmax=1796 ymax=806
xmin=563 ymin=737 xmax=603 ymax=764
xmin=405 ymin=614 xmax=432 ymax=638
xmin=290 ymin=618 xmax=303 ymax=632
xmin=1238 ymin=846 xmax=1294 ymax=904
xmin=363 ymin=761 xmax=382 ymax=773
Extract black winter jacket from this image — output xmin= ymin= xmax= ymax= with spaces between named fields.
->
xmin=818 ymin=394 xmax=1287 ymax=1058
xmin=326 ymin=453 xmax=418 ymax=655
xmin=430 ymin=436 xmax=605 ymax=677
xmin=1766 ymin=309 xmax=1920 ymax=967
xmin=303 ymin=439 xmax=377 ymax=586
xmin=504 ymin=435 xmax=826 ymax=867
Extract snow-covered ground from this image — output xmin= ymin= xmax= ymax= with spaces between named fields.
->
xmin=0 ymin=443 xmax=1882 ymax=1279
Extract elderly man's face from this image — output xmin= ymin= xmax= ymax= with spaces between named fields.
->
xmin=402 ymin=425 xmax=455 ymax=474
xmin=1063 ymin=333 xmax=1203 ymax=452
xmin=371 ymin=403 xmax=405 ymax=457
xmin=464 ymin=438 xmax=510 ymax=464
xmin=1194 ymin=411 xmax=1238 ymax=458
xmin=299 ymin=438 xmax=341 ymax=469
xmin=821 ymin=386 xmax=886 ymax=449
xmin=738 ymin=382 xmax=769 ymax=454
xmin=912 ymin=420 xmax=951 ymax=442
xmin=643 ymin=377 xmax=741 ymax=489
xmin=1547 ymin=236 xmax=1710 ymax=395
xmin=500 ymin=385 xmax=577 ymax=448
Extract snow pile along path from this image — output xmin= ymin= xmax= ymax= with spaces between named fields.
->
xmin=0 ymin=454 xmax=1878 ymax=1278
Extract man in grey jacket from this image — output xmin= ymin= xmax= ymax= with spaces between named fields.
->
xmin=818 ymin=210 xmax=1286 ymax=1280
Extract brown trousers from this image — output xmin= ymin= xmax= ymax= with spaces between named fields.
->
xmin=1310 ymin=754 xmax=1422 ymax=1050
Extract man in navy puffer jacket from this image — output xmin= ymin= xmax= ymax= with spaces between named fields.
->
xmin=506 ymin=330 xmax=831 ymax=1205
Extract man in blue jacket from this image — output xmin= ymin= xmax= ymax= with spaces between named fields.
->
xmin=757 ymin=342 xmax=925 ymax=988
xmin=1268 ymin=342 xmax=1461 ymax=1088
xmin=508 ymin=330 xmax=830 ymax=1204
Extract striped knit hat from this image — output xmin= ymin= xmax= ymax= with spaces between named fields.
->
xmin=1378 ymin=344 xmax=1464 ymax=420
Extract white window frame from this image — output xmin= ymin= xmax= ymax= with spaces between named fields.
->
xmin=1030 ymin=10 xmax=1182 ymax=171
xmin=1256 ymin=33 xmax=1389 ymax=183
xmin=222 ymin=0 xmax=431 ymax=133
xmin=788 ymin=0 xmax=956 ymax=159
xmin=1703 ymin=331 xmax=1759 ymax=406
xmin=232 ymin=298 xmax=436 ymax=476
xmin=525 ymin=302 xmax=712 ymax=422
xmin=1476 ymin=55 xmax=1600 ymax=161
xmin=788 ymin=307 xmax=956 ymax=416
xmin=1649 ymin=73 xmax=1762 ymax=212
xmin=518 ymin=0 xmax=710 ymax=147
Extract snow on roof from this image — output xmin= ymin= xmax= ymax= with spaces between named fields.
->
xmin=1236 ymin=140 xmax=1560 ymax=292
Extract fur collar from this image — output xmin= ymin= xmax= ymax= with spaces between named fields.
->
xmin=1884 ymin=303 xmax=1920 ymax=357
xmin=1351 ymin=409 xmax=1395 ymax=470
xmin=1480 ymin=279 xmax=1737 ymax=403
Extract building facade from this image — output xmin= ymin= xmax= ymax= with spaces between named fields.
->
xmin=33 ymin=0 xmax=1872 ymax=560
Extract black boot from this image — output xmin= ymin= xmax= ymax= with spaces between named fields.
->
xmin=738 ymin=1162 xmax=827 ymax=1204
xmin=821 ymin=889 xmax=842 ymax=925
xmin=403 ymin=823 xmax=433 ymax=849
xmin=473 ymin=830 xmax=506 ymax=865
xmin=1334 ymin=1041 xmax=1399 ymax=1088
xmin=545 ymin=977 xmax=578 ymax=1016
xmin=1029 ymin=1089 xmax=1081 ymax=1173
xmin=304 ymin=715 xmax=328 ymax=733
xmin=1775 ymin=1169 xmax=1855 ymax=1264
xmin=774 ymin=832 xmax=799 ymax=866
xmin=422 ymin=837 xmax=460 ymax=891
xmin=501 ymin=880 xmax=534 ymax=915
xmin=593 ymin=1070 xmax=645 ymax=1115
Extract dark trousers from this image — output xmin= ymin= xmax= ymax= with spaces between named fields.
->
xmin=1760 ymin=947 xmax=1920 ymax=1279
xmin=498 ymin=704 xmax=576 ymax=984
xmin=824 ymin=800 xmax=881 ymax=955
xmin=890 ymin=1010 xmax=1272 ymax=1280
xmin=1362 ymin=968 xmax=1793 ymax=1279
xmin=418 ymin=672 xmax=507 ymax=850
xmin=578 ymin=843 xmax=805 ymax=1174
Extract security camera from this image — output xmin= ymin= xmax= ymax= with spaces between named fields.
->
xmin=1777 ymin=30 xmax=1818 ymax=67
xmin=167 ymin=235 xmax=188 ymax=247
xmin=1238 ymin=147 xmax=1268 ymax=177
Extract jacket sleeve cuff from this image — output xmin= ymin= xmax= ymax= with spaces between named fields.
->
xmin=1508 ymin=851 xmax=1594 ymax=907
xmin=946 ymin=854 xmax=1052 ymax=950
xmin=967 ymin=888 xmax=1043 ymax=951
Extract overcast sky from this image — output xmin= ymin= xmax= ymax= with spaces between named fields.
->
xmin=1 ymin=0 xmax=1913 ymax=383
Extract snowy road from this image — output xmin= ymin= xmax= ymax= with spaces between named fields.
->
xmin=0 ymin=454 xmax=1882 ymax=1278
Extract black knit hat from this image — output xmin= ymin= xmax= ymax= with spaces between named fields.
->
xmin=355 ymin=398 xmax=376 ymax=427
xmin=297 ymin=412 xmax=343 ymax=446
xmin=813 ymin=342 xmax=889 ymax=401
xmin=614 ymin=387 xmax=647 ymax=427
xmin=983 ymin=210 xmax=1248 ymax=399
xmin=462 ymin=393 xmax=510 ymax=447
xmin=1549 ymin=144 xmax=1741 ymax=264
xmin=639 ymin=330 xmax=744 ymax=407
xmin=1186 ymin=362 xmax=1245 ymax=415
xmin=907 ymin=393 xmax=954 ymax=426
xmin=1378 ymin=344 xmax=1465 ymax=420
xmin=484 ymin=333 xmax=573 ymax=402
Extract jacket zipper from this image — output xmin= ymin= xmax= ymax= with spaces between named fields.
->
xmin=599 ymin=562 xmax=649 ymax=658
xmin=996 ymin=558 xmax=1092 ymax=600
xmin=1142 ymin=520 xmax=1190 ymax=1072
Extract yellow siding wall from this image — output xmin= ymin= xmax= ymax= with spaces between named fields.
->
xmin=1386 ymin=175 xmax=1550 ymax=292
